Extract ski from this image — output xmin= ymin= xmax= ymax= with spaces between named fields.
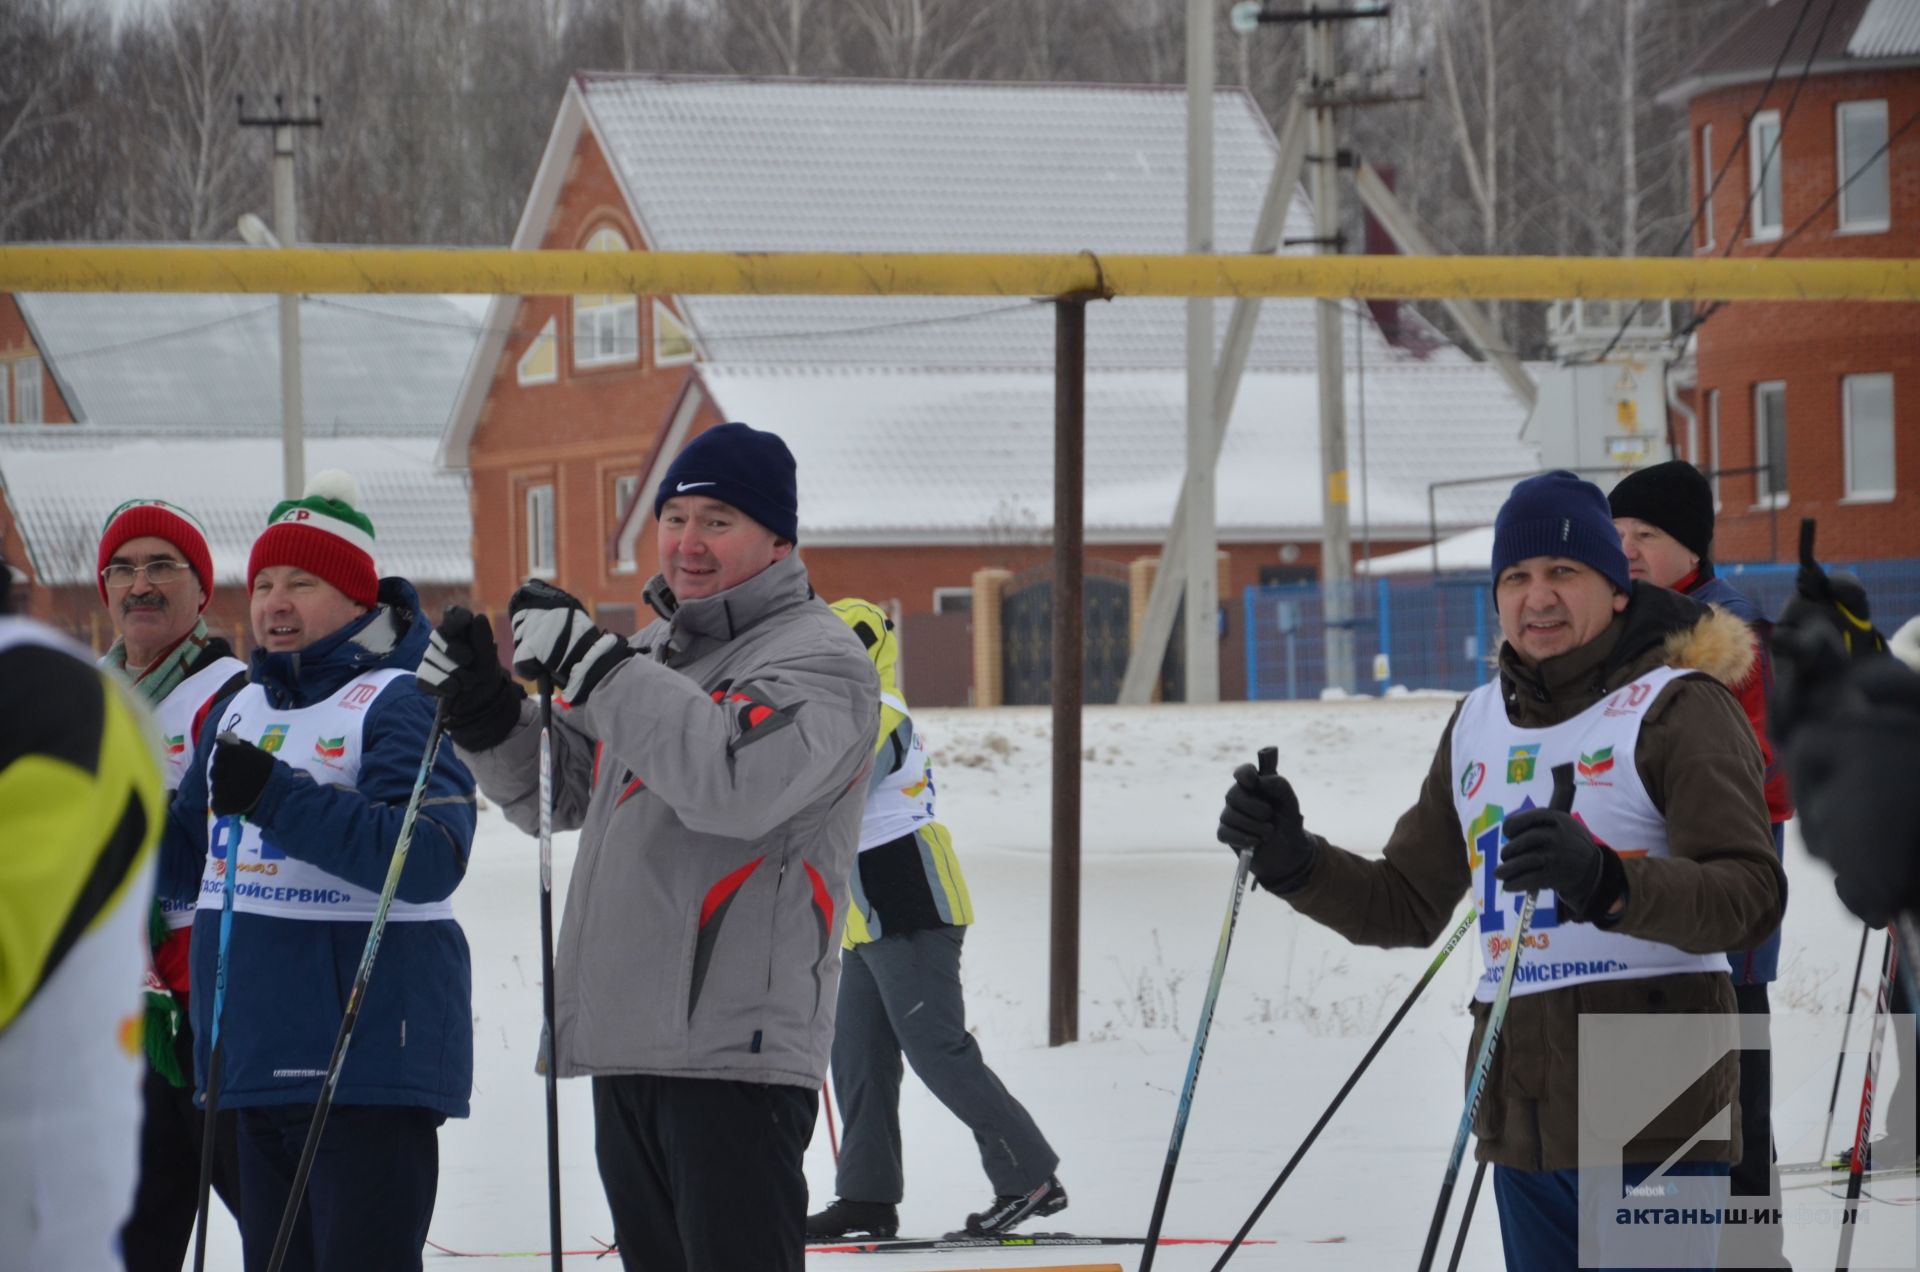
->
xmin=808 ymin=1234 xmax=1288 ymax=1255
xmin=1780 ymin=1164 xmax=1920 ymax=1192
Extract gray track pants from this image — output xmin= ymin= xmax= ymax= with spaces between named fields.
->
xmin=831 ymin=926 xmax=1057 ymax=1204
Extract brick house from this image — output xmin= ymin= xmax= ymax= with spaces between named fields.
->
xmin=440 ymin=75 xmax=1535 ymax=702
xmin=1661 ymin=0 xmax=1920 ymax=562
xmin=0 ymin=287 xmax=480 ymax=649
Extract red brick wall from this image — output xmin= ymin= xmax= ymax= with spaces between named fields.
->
xmin=466 ymin=124 xmax=698 ymax=616
xmin=0 ymin=295 xmax=77 ymax=424
xmin=1688 ymin=69 xmax=1920 ymax=561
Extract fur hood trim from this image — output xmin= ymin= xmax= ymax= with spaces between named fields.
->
xmin=1662 ymin=604 xmax=1756 ymax=687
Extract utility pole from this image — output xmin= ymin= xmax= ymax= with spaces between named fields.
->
xmin=239 ymin=94 xmax=322 ymax=500
xmin=1183 ymin=0 xmax=1220 ymax=704
xmin=1306 ymin=13 xmax=1354 ymax=693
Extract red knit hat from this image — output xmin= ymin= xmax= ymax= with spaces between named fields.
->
xmin=247 ymin=469 xmax=379 ymax=608
xmin=96 ymin=498 xmax=215 ymax=610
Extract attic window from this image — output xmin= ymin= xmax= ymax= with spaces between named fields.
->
xmin=518 ymin=317 xmax=557 ymax=386
xmin=574 ymin=227 xmax=639 ymax=369
xmin=653 ymin=300 xmax=695 ymax=367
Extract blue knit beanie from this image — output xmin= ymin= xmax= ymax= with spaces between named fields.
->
xmin=654 ymin=422 xmax=799 ymax=542
xmin=1490 ymin=470 xmax=1631 ymax=593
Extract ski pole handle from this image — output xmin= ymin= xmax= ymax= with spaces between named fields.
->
xmin=1257 ymin=746 xmax=1277 ymax=778
xmin=1799 ymin=517 xmax=1817 ymax=571
xmin=1549 ymin=762 xmax=1575 ymax=815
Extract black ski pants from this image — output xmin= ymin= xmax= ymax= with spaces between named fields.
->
xmin=233 ymin=1104 xmax=442 ymax=1272
xmin=592 ymin=1073 xmax=816 ymax=1272
xmin=120 ymin=1042 xmax=241 ymax=1272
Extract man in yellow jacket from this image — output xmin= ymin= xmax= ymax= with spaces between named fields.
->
xmin=0 ymin=554 xmax=166 ymax=1270
xmin=807 ymin=599 xmax=1064 ymax=1242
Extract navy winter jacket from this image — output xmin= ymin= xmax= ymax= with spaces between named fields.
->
xmin=159 ymin=577 xmax=477 ymax=1118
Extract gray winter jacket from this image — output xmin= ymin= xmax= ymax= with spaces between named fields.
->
xmin=460 ymin=554 xmax=878 ymax=1089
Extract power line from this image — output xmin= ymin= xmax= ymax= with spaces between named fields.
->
xmin=1583 ymin=0 xmax=1825 ymax=365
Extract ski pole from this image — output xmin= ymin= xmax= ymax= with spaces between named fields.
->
xmin=537 ymin=674 xmax=564 ymax=1272
xmin=264 ymin=700 xmax=450 ymax=1272
xmin=1210 ymin=905 xmax=1476 ymax=1271
xmin=1139 ymin=746 xmax=1273 ymax=1272
xmin=1835 ymin=930 xmax=1899 ymax=1272
xmin=824 ymin=1079 xmax=841 ymax=1163
xmin=1819 ymin=924 xmax=1873 ymax=1166
xmin=1445 ymin=1160 xmax=1488 ymax=1272
xmin=1415 ymin=763 xmax=1574 ymax=1272
xmin=191 ymin=808 xmax=245 ymax=1272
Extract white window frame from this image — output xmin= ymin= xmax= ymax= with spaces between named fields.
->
xmin=517 ymin=316 xmax=557 ymax=386
xmin=526 ymin=483 xmax=556 ymax=578
xmin=652 ymin=299 xmax=696 ymax=367
xmin=932 ymin=586 xmax=973 ymax=614
xmin=1837 ymin=99 xmax=1891 ymax=234
xmin=1753 ymin=381 xmax=1788 ymax=506
xmin=0 ymin=362 xmax=10 ymax=424
xmin=1706 ymin=388 xmax=1722 ymax=511
xmin=612 ymin=473 xmax=641 ymax=572
xmin=573 ymin=228 xmax=640 ymax=370
xmin=1748 ymin=111 xmax=1783 ymax=241
xmin=14 ymin=356 xmax=42 ymax=424
xmin=1699 ymin=123 xmax=1716 ymax=250
xmin=1843 ymin=372 xmax=1896 ymax=501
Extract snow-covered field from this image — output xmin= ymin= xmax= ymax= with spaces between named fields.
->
xmin=191 ymin=698 xmax=1918 ymax=1270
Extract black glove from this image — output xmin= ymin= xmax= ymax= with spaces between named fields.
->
xmin=1216 ymin=763 xmax=1319 ymax=894
xmin=209 ymin=731 xmax=279 ymax=817
xmin=1773 ymin=652 xmax=1920 ymax=927
xmin=508 ymin=579 xmax=633 ymax=708
xmin=1784 ymin=519 xmax=1888 ymax=662
xmin=420 ymin=606 xmax=525 ymax=751
xmin=1495 ymin=808 xmax=1627 ymax=924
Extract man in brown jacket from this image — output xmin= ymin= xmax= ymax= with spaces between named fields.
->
xmin=1219 ymin=470 xmax=1785 ymax=1269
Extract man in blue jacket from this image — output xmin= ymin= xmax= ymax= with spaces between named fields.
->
xmin=159 ymin=471 xmax=477 ymax=1272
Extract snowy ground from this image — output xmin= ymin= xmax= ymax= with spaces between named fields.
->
xmin=190 ymin=698 xmax=1919 ymax=1270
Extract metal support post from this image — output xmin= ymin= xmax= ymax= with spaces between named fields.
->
xmin=1049 ymin=298 xmax=1087 ymax=1047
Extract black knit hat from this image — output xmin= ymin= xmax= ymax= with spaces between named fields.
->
xmin=654 ymin=422 xmax=799 ymax=542
xmin=1607 ymin=461 xmax=1715 ymax=561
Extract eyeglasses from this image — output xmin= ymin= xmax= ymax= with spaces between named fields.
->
xmin=101 ymin=560 xmax=190 ymax=588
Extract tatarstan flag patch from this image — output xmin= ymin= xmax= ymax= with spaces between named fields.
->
xmin=314 ymin=735 xmax=347 ymax=761
xmin=1578 ymin=746 xmax=1615 ymax=781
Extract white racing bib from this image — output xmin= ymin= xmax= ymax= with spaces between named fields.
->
xmin=858 ymin=694 xmax=937 ymax=852
xmin=153 ymin=656 xmax=245 ymax=931
xmin=200 ymin=669 xmax=453 ymax=923
xmin=1450 ymin=666 xmax=1725 ymax=1001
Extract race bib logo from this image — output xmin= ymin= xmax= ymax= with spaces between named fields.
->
xmin=165 ymin=734 xmax=186 ymax=757
xmin=341 ymin=683 xmax=379 ymax=711
xmin=258 ymin=723 xmax=290 ymax=753
xmin=1578 ymin=746 xmax=1616 ymax=786
xmin=1604 ymin=683 xmax=1655 ymax=718
xmin=1506 ymin=744 xmax=1539 ymax=784
xmin=314 ymin=735 xmax=347 ymax=763
xmin=1459 ymin=760 xmax=1487 ymax=799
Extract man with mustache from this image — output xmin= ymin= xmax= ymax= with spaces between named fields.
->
xmin=95 ymin=498 xmax=247 ymax=1270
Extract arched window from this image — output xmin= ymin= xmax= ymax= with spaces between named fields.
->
xmin=574 ymin=227 xmax=639 ymax=368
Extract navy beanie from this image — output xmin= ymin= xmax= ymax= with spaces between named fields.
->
xmin=1490 ymin=470 xmax=1632 ymax=593
xmin=653 ymin=422 xmax=799 ymax=542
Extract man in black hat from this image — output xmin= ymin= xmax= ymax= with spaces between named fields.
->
xmin=1609 ymin=460 xmax=1790 ymax=1259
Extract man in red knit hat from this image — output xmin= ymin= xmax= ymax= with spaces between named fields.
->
xmin=95 ymin=498 xmax=248 ymax=1270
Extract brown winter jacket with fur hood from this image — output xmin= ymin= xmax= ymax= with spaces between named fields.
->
xmin=1280 ymin=583 xmax=1786 ymax=1172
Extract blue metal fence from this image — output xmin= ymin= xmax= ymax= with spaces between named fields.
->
xmin=1243 ymin=558 xmax=1920 ymax=701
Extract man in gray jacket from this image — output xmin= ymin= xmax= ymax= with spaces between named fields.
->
xmin=419 ymin=423 xmax=879 ymax=1271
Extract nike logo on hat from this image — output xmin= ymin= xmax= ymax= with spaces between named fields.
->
xmin=676 ymin=481 xmax=717 ymax=492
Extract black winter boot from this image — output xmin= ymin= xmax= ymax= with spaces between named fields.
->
xmin=806 ymin=1198 xmax=899 ymax=1240
xmin=963 ymin=1175 xmax=1068 ymax=1235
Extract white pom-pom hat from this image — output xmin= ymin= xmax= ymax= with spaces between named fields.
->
xmin=247 ymin=469 xmax=379 ymax=607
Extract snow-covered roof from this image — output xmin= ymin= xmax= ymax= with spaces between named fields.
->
xmin=1356 ymin=526 xmax=1496 ymax=577
xmin=443 ymin=75 xmax=1526 ymax=469
xmin=1850 ymin=0 xmax=1920 ymax=58
xmin=0 ymin=429 xmax=471 ymax=587
xmin=17 ymin=291 xmax=481 ymax=435
xmin=693 ymin=366 xmax=1532 ymax=544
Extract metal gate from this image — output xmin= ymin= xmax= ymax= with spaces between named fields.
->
xmin=1000 ymin=561 xmax=1134 ymax=705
